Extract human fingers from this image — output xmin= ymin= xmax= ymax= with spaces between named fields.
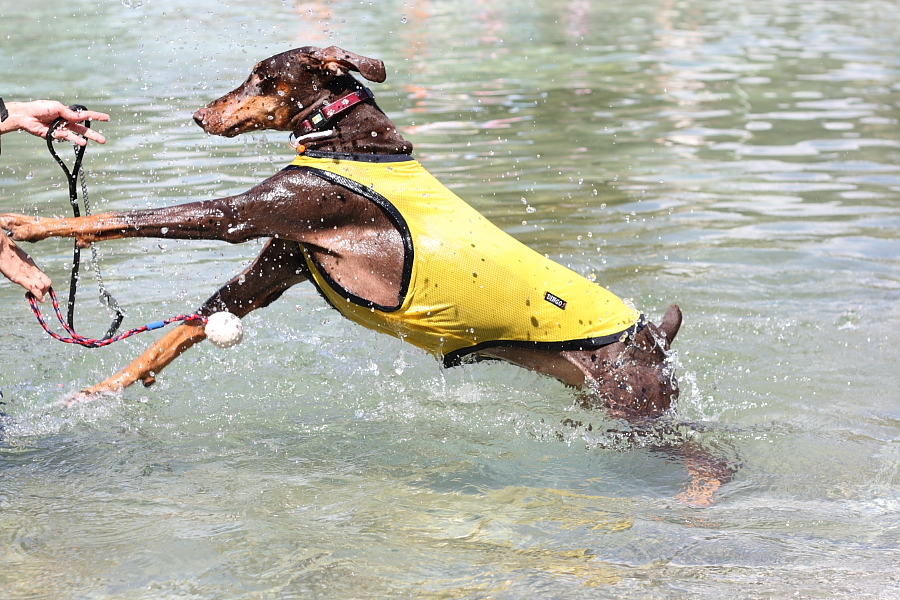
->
xmin=58 ymin=106 xmax=110 ymax=123
xmin=26 ymin=270 xmax=52 ymax=302
xmin=52 ymin=126 xmax=106 ymax=146
xmin=58 ymin=122 xmax=107 ymax=144
xmin=51 ymin=128 xmax=88 ymax=146
xmin=59 ymin=106 xmax=109 ymax=123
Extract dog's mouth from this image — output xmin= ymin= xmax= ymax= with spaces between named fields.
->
xmin=192 ymin=109 xmax=250 ymax=137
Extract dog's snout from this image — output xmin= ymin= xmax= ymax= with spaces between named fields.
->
xmin=192 ymin=107 xmax=207 ymax=125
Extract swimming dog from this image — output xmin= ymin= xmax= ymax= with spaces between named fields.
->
xmin=1 ymin=46 xmax=681 ymax=417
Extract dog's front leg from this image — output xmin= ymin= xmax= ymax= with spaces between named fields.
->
xmin=1 ymin=212 xmax=133 ymax=245
xmin=80 ymin=238 xmax=308 ymax=396
xmin=80 ymin=320 xmax=208 ymax=395
xmin=2 ymin=171 xmax=325 ymax=246
xmin=1 ymin=197 xmax=253 ymax=245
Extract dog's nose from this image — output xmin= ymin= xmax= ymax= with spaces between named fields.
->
xmin=192 ymin=108 xmax=207 ymax=125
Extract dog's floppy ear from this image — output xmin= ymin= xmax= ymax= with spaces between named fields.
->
xmin=313 ymin=46 xmax=387 ymax=83
xmin=658 ymin=304 xmax=682 ymax=350
xmin=630 ymin=304 xmax=682 ymax=354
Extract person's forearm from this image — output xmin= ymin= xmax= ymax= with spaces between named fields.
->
xmin=0 ymin=98 xmax=24 ymax=135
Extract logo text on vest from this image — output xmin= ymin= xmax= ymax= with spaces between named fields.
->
xmin=544 ymin=292 xmax=567 ymax=310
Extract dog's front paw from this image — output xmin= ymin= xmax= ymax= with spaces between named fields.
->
xmin=63 ymin=388 xmax=120 ymax=408
xmin=81 ymin=380 xmax=128 ymax=397
xmin=0 ymin=213 xmax=49 ymax=243
xmin=80 ymin=368 xmax=154 ymax=398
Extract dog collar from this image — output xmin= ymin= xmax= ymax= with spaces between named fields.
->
xmin=300 ymin=87 xmax=374 ymax=134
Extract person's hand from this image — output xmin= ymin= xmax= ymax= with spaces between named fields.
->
xmin=1 ymin=100 xmax=109 ymax=146
xmin=0 ymin=233 xmax=52 ymax=301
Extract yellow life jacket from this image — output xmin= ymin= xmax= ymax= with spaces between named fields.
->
xmin=289 ymin=151 xmax=643 ymax=367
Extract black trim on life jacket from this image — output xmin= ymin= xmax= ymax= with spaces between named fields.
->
xmin=300 ymin=150 xmax=415 ymax=163
xmin=441 ymin=317 xmax=647 ymax=368
xmin=286 ymin=165 xmax=414 ymax=313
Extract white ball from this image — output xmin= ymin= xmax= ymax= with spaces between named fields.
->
xmin=205 ymin=312 xmax=243 ymax=348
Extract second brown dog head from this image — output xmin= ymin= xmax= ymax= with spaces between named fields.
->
xmin=193 ymin=46 xmax=386 ymax=137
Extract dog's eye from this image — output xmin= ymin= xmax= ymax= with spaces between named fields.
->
xmin=250 ymin=73 xmax=276 ymax=92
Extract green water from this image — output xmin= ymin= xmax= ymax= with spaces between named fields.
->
xmin=2 ymin=0 xmax=900 ymax=597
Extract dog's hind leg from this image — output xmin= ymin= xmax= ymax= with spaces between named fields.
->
xmin=79 ymin=239 xmax=308 ymax=396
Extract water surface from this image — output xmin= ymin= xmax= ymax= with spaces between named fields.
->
xmin=2 ymin=0 xmax=900 ymax=597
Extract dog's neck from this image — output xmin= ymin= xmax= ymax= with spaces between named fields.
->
xmin=292 ymin=83 xmax=413 ymax=156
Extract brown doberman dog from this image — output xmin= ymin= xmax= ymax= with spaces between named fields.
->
xmin=1 ymin=46 xmax=682 ymax=418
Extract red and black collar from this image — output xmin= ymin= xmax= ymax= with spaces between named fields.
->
xmin=300 ymin=87 xmax=374 ymax=134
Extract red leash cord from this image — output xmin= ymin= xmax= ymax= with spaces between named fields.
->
xmin=27 ymin=288 xmax=207 ymax=348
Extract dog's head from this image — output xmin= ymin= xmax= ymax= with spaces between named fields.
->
xmin=582 ymin=304 xmax=683 ymax=418
xmin=193 ymin=46 xmax=386 ymax=137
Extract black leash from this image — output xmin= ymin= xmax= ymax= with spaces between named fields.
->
xmin=46 ymin=105 xmax=124 ymax=339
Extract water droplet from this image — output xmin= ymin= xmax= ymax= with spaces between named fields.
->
xmin=25 ymin=171 xmax=34 ymax=180
xmin=401 ymin=15 xmax=407 ymax=23
xmin=161 ymin=227 xmax=169 ymax=234
xmin=525 ymin=206 xmax=536 ymax=213
xmin=371 ymin=131 xmax=378 ymax=137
